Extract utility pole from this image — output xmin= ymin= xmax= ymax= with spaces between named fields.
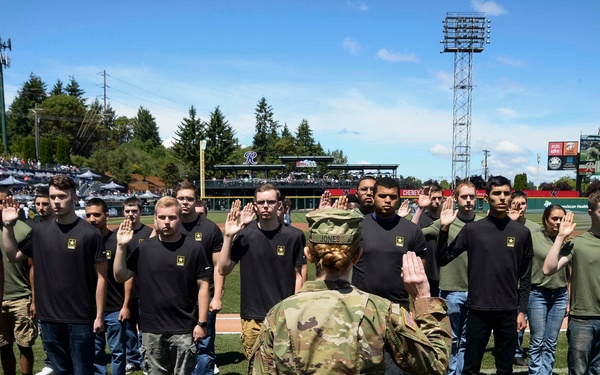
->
xmin=0 ymin=35 xmax=12 ymax=153
xmin=29 ymin=105 xmax=44 ymax=161
xmin=482 ymin=149 xmax=490 ymax=181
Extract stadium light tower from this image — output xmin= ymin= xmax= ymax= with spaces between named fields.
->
xmin=441 ymin=13 xmax=491 ymax=184
xmin=0 ymin=35 xmax=11 ymax=153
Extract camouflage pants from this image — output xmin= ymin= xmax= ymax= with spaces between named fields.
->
xmin=141 ymin=332 xmax=195 ymax=375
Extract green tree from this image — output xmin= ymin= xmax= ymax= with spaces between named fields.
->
xmin=21 ymin=136 xmax=36 ymax=161
xmin=39 ymin=137 xmax=54 ymax=164
xmin=329 ymin=149 xmax=348 ymax=164
xmin=171 ymin=106 xmax=204 ymax=180
xmin=295 ymin=119 xmax=319 ymax=155
xmin=65 ymin=76 xmax=86 ymax=105
xmin=110 ymin=116 xmax=134 ymax=147
xmin=88 ymin=148 xmax=110 ymax=174
xmin=39 ymin=94 xmax=87 ymax=148
xmin=133 ymin=106 xmax=161 ymax=152
xmin=50 ymin=79 xmax=64 ymax=96
xmin=160 ymin=158 xmax=183 ymax=190
xmin=252 ymin=97 xmax=278 ymax=163
xmin=554 ymin=176 xmax=575 ymax=191
xmin=6 ymin=73 xmax=48 ymax=147
xmin=204 ymin=106 xmax=238 ymax=178
xmin=55 ymin=137 xmax=71 ymax=165
xmin=72 ymin=99 xmax=107 ymax=157
xmin=513 ymin=173 xmax=528 ymax=191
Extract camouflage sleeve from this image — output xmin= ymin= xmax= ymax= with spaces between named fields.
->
xmin=385 ymin=297 xmax=452 ymax=375
xmin=249 ymin=317 xmax=276 ymax=374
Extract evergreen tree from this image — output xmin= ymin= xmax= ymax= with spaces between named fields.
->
xmin=110 ymin=116 xmax=134 ymax=147
xmin=513 ymin=173 xmax=528 ymax=191
xmin=39 ymin=137 xmax=54 ymax=164
xmin=21 ymin=136 xmax=36 ymax=161
xmin=204 ymin=106 xmax=238 ymax=178
xmin=6 ymin=73 xmax=48 ymax=148
xmin=252 ymin=97 xmax=277 ymax=163
xmin=295 ymin=119 xmax=318 ymax=155
xmin=133 ymin=106 xmax=162 ymax=152
xmin=55 ymin=137 xmax=71 ymax=165
xmin=171 ymin=106 xmax=204 ymax=179
xmin=65 ymin=76 xmax=86 ymax=105
xmin=50 ymin=79 xmax=64 ymax=96
xmin=329 ymin=149 xmax=348 ymax=164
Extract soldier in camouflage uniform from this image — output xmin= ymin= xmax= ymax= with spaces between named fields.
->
xmin=249 ymin=208 xmax=451 ymax=374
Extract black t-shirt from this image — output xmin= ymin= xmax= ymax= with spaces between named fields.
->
xmin=20 ymin=218 xmax=107 ymax=323
xmin=114 ymin=224 xmax=154 ymax=300
xmin=353 ymin=214 xmax=427 ymax=308
xmin=180 ymin=215 xmax=224 ymax=295
xmin=103 ymin=231 xmax=125 ymax=313
xmin=438 ymin=215 xmax=533 ymax=312
xmin=127 ymin=234 xmax=211 ymax=334
xmin=231 ymin=222 xmax=306 ymax=320
xmin=419 ymin=212 xmax=440 ymax=282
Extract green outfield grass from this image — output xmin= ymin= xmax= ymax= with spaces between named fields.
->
xmin=18 ymin=330 xmax=568 ymax=374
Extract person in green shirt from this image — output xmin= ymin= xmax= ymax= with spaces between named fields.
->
xmin=543 ymin=191 xmax=600 ymax=375
xmin=527 ymin=204 xmax=569 ymax=375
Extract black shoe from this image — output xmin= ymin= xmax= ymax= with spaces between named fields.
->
xmin=513 ymin=357 xmax=528 ymax=367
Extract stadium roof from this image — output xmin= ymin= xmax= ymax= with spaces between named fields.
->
xmin=214 ymin=164 xmax=286 ymax=171
xmin=327 ymin=164 xmax=399 ymax=171
xmin=278 ymin=156 xmax=335 ymax=163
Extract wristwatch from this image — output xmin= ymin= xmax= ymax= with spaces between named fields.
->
xmin=2 ymin=221 xmax=15 ymax=228
xmin=197 ymin=321 xmax=208 ymax=327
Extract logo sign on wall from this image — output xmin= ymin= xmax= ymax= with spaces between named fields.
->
xmin=547 ymin=141 xmax=578 ymax=171
xmin=579 ymin=135 xmax=600 ymax=175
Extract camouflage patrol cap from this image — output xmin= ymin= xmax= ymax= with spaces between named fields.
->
xmin=306 ymin=208 xmax=363 ymax=244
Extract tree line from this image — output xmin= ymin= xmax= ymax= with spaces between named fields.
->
xmin=6 ymin=74 xmax=348 ymax=188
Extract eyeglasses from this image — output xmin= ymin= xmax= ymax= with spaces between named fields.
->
xmin=176 ymin=196 xmax=196 ymax=202
xmin=255 ymin=200 xmax=277 ymax=206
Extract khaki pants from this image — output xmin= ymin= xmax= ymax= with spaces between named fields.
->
xmin=241 ymin=319 xmax=263 ymax=359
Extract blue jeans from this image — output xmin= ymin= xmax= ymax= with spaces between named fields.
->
xmin=528 ymin=286 xmax=567 ymax=375
xmin=193 ymin=307 xmax=217 ymax=375
xmin=40 ymin=321 xmax=95 ymax=375
xmin=94 ymin=311 xmax=128 ymax=375
xmin=514 ymin=315 xmax=526 ymax=359
xmin=440 ymin=291 xmax=468 ymax=375
xmin=126 ymin=297 xmax=143 ymax=368
xmin=568 ymin=316 xmax=600 ymax=375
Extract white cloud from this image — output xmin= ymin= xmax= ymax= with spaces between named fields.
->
xmin=348 ymin=1 xmax=368 ymax=12
xmin=498 ymin=107 xmax=518 ymax=118
xmin=356 ymin=160 xmax=371 ymax=164
xmin=433 ymin=70 xmax=454 ymax=88
xmin=471 ymin=0 xmax=507 ymax=16
xmin=343 ymin=37 xmax=360 ymax=55
xmin=376 ymin=49 xmax=419 ymax=63
xmin=496 ymin=55 xmax=525 ymax=68
xmin=510 ymin=156 xmax=528 ymax=164
xmin=429 ymin=144 xmax=452 ymax=159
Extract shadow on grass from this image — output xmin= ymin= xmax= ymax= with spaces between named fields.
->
xmin=217 ymin=351 xmax=247 ymax=374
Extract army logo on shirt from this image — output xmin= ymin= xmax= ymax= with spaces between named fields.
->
xmin=507 ymin=237 xmax=516 ymax=247
xmin=138 ymin=238 xmax=144 ymax=243
xmin=106 ymin=250 xmax=112 ymax=260
xmin=396 ymin=236 xmax=405 ymax=247
xmin=195 ymin=232 xmax=203 ymax=241
xmin=177 ymin=256 xmax=185 ymax=266
xmin=277 ymin=246 xmax=285 ymax=256
xmin=67 ymin=239 xmax=77 ymax=250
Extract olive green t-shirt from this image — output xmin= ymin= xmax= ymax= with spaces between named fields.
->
xmin=524 ymin=219 xmax=542 ymax=234
xmin=422 ymin=215 xmax=481 ymax=292
xmin=531 ymin=231 xmax=568 ymax=289
xmin=1 ymin=220 xmax=33 ymax=300
xmin=563 ymin=232 xmax=600 ymax=316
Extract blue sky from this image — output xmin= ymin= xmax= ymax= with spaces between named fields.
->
xmin=2 ymin=0 xmax=599 ymax=184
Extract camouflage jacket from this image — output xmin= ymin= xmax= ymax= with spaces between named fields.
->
xmin=249 ymin=279 xmax=451 ymax=374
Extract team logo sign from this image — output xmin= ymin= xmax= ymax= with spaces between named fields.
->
xmin=507 ymin=237 xmax=516 ymax=248
xmin=67 ymin=239 xmax=77 ymax=250
xmin=277 ymin=246 xmax=285 ymax=256
xmin=177 ymin=256 xmax=185 ymax=266
xmin=106 ymin=250 xmax=112 ymax=259
xmin=243 ymin=151 xmax=258 ymax=165
xmin=195 ymin=232 xmax=203 ymax=241
xmin=395 ymin=236 xmax=405 ymax=247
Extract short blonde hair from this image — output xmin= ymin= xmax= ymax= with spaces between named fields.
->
xmin=154 ymin=197 xmax=182 ymax=217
